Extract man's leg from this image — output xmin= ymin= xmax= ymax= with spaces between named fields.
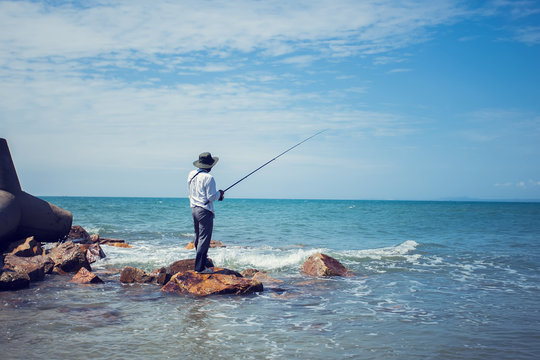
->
xmin=192 ymin=208 xmax=200 ymax=249
xmin=193 ymin=207 xmax=214 ymax=272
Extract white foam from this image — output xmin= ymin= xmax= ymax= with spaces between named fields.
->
xmin=341 ymin=240 xmax=420 ymax=261
xmin=210 ymin=247 xmax=323 ymax=271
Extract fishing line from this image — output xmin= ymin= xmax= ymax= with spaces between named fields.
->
xmin=223 ymin=129 xmax=328 ymax=193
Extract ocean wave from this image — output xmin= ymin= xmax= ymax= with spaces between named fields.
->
xmin=93 ymin=240 xmax=421 ymax=274
xmin=339 ymin=240 xmax=420 ymax=261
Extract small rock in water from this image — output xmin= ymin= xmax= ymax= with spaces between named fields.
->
xmin=119 ymin=266 xmax=155 ymax=284
xmin=71 ymin=267 xmax=104 ymax=284
xmin=301 ymin=253 xmax=353 ymax=277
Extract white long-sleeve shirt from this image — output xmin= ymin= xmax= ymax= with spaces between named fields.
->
xmin=187 ymin=169 xmax=221 ymax=212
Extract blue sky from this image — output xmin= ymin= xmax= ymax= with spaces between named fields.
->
xmin=1 ymin=0 xmax=539 ymax=200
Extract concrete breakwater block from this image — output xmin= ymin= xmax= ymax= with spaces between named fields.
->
xmin=0 ymin=138 xmax=72 ymax=249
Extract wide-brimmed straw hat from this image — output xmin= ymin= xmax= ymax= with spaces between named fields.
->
xmin=193 ymin=152 xmax=219 ymax=169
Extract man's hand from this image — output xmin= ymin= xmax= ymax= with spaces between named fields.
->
xmin=218 ymin=190 xmax=225 ymax=201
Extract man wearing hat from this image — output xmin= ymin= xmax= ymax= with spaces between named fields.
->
xmin=187 ymin=152 xmax=224 ymax=274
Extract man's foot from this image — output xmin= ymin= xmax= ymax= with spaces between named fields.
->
xmin=197 ymin=267 xmax=214 ymax=274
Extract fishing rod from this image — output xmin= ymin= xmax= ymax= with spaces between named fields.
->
xmin=223 ymin=129 xmax=328 ymax=194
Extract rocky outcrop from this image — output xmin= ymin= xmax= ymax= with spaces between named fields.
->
xmin=71 ymin=267 xmax=104 ymax=284
xmin=185 ymin=239 xmax=225 ymax=249
xmin=48 ymin=241 xmax=91 ymax=274
xmin=0 ymin=138 xmax=72 ymax=250
xmin=0 ymin=269 xmax=30 ymax=291
xmin=161 ymin=269 xmax=263 ymax=296
xmin=301 ymin=253 xmax=353 ymax=277
xmin=67 ymin=225 xmax=92 ymax=243
xmin=5 ymin=236 xmax=44 ymax=257
xmin=3 ymin=254 xmax=53 ymax=281
xmin=80 ymin=243 xmax=106 ymax=264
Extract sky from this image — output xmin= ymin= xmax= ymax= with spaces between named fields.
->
xmin=0 ymin=0 xmax=539 ymax=200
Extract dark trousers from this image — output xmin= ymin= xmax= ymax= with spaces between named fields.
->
xmin=191 ymin=206 xmax=214 ymax=272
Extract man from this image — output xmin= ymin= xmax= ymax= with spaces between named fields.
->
xmin=187 ymin=152 xmax=224 ymax=273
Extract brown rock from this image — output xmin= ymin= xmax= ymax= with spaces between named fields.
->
xmin=240 ymin=268 xmax=260 ymax=278
xmin=185 ymin=240 xmax=226 ymax=249
xmin=67 ymin=225 xmax=92 ymax=243
xmin=150 ymin=267 xmax=171 ymax=285
xmin=71 ymin=267 xmax=104 ymax=284
xmin=252 ymin=271 xmax=283 ymax=284
xmin=161 ymin=268 xmax=263 ymax=296
xmin=168 ymin=258 xmax=214 ymax=274
xmin=5 ymin=236 xmax=44 ymax=257
xmin=3 ymin=254 xmax=53 ymax=281
xmin=80 ymin=243 xmax=106 ymax=264
xmin=48 ymin=241 xmax=91 ymax=274
xmin=300 ymin=253 xmax=353 ymax=277
xmin=0 ymin=269 xmax=30 ymax=291
xmin=119 ymin=266 xmax=155 ymax=283
xmin=90 ymin=234 xmax=100 ymax=243
xmin=99 ymin=238 xmax=132 ymax=248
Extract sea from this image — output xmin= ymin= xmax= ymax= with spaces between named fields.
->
xmin=1 ymin=197 xmax=539 ymax=359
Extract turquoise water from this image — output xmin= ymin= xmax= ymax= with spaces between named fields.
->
xmin=1 ymin=197 xmax=539 ymax=359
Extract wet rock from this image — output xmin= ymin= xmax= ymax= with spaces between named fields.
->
xmin=161 ymin=268 xmax=263 ymax=296
xmin=185 ymin=239 xmax=226 ymax=250
xmin=3 ymin=254 xmax=53 ymax=281
xmin=119 ymin=266 xmax=155 ymax=284
xmin=240 ymin=268 xmax=260 ymax=277
xmin=168 ymin=258 xmax=214 ymax=274
xmin=90 ymin=234 xmax=100 ymax=243
xmin=80 ymin=243 xmax=106 ymax=264
xmin=99 ymin=238 xmax=132 ymax=248
xmin=67 ymin=225 xmax=92 ymax=243
xmin=300 ymin=253 xmax=353 ymax=277
xmin=150 ymin=267 xmax=171 ymax=285
xmin=71 ymin=267 xmax=104 ymax=284
xmin=252 ymin=271 xmax=283 ymax=284
xmin=5 ymin=236 xmax=44 ymax=257
xmin=48 ymin=241 xmax=91 ymax=274
xmin=0 ymin=269 xmax=30 ymax=291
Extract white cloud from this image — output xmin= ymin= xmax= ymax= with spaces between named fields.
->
xmin=494 ymin=180 xmax=540 ymax=189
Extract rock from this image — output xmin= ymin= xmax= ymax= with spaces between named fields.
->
xmin=150 ymin=267 xmax=171 ymax=285
xmin=5 ymin=236 xmax=44 ymax=257
xmin=80 ymin=243 xmax=106 ymax=264
xmin=3 ymin=254 xmax=53 ymax=281
xmin=300 ymin=253 xmax=353 ymax=277
xmin=71 ymin=267 xmax=104 ymax=284
xmin=149 ymin=258 xmax=216 ymax=285
xmin=240 ymin=268 xmax=260 ymax=277
xmin=252 ymin=271 xmax=283 ymax=284
xmin=48 ymin=241 xmax=91 ymax=274
xmin=0 ymin=190 xmax=21 ymax=249
xmin=161 ymin=268 xmax=263 ymax=296
xmin=0 ymin=138 xmax=73 ymax=249
xmin=99 ymin=238 xmax=132 ymax=248
xmin=0 ymin=269 xmax=30 ymax=291
xmin=168 ymin=258 xmax=214 ymax=274
xmin=119 ymin=266 xmax=155 ymax=284
xmin=241 ymin=268 xmax=282 ymax=284
xmin=67 ymin=225 xmax=92 ymax=243
xmin=90 ymin=234 xmax=100 ymax=243
xmin=185 ymin=239 xmax=226 ymax=249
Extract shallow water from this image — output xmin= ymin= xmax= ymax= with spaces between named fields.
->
xmin=1 ymin=198 xmax=539 ymax=359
